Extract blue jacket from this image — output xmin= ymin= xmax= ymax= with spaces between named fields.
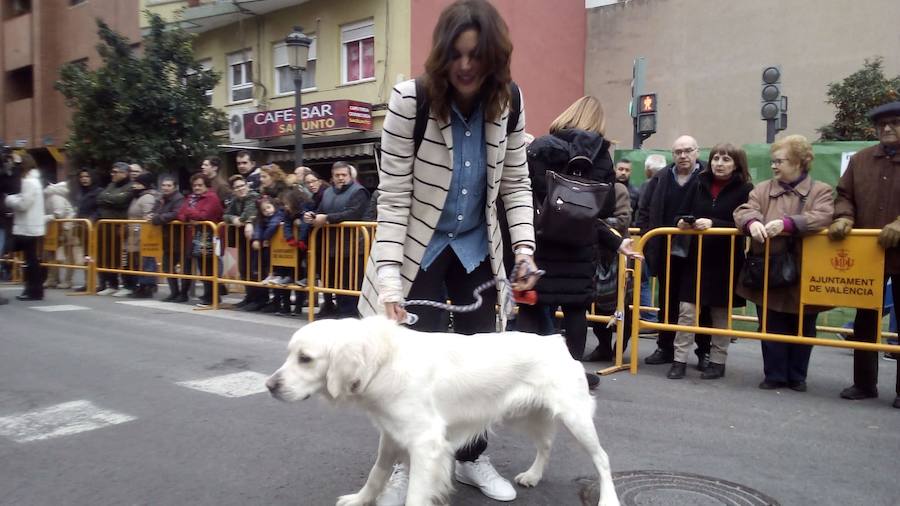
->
xmin=253 ymin=209 xmax=285 ymax=242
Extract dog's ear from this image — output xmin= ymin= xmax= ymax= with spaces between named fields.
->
xmin=324 ymin=318 xmax=395 ymax=399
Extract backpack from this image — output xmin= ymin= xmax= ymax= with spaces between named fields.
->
xmin=527 ymin=131 xmax=615 ymax=246
xmin=412 ymin=77 xmax=521 ymax=154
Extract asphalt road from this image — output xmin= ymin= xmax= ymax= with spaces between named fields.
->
xmin=1 ymin=286 xmax=898 ymax=506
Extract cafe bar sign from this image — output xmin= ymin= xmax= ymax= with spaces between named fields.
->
xmin=244 ymin=100 xmax=373 ymax=139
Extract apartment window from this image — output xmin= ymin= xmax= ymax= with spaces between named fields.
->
xmin=70 ymin=0 xmax=86 ymax=5
xmin=273 ymin=38 xmax=317 ymax=95
xmin=341 ymin=19 xmax=375 ymax=84
xmin=3 ymin=0 xmax=31 ymax=18
xmin=227 ymin=50 xmax=253 ymax=102
xmin=5 ymin=66 xmax=34 ymax=101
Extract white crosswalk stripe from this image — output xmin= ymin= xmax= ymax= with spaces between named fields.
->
xmin=29 ymin=305 xmax=90 ymax=312
xmin=0 ymin=400 xmax=136 ymax=443
xmin=176 ymin=371 xmax=270 ymax=398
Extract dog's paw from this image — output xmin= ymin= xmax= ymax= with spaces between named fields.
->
xmin=336 ymin=493 xmax=371 ymax=506
xmin=514 ymin=470 xmax=542 ymax=488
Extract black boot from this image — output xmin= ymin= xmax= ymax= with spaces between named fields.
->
xmin=700 ymin=362 xmax=725 ymax=379
xmin=696 ymin=352 xmax=711 ymax=372
xmin=667 ymin=361 xmax=687 ymax=379
xmin=645 ymin=348 xmax=674 ymax=365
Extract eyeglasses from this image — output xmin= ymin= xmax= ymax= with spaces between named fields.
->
xmin=232 ymin=184 xmax=247 ymax=190
xmin=876 ymin=118 xmax=900 ymax=129
xmin=673 ymin=148 xmax=696 ymax=157
xmin=770 ymin=158 xmax=789 ymax=166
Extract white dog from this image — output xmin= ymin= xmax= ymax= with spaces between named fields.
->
xmin=266 ymin=316 xmax=619 ymax=506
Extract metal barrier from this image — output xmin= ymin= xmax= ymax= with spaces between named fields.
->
xmin=93 ymin=219 xmax=220 ymax=308
xmin=305 ymin=221 xmax=375 ymax=321
xmin=217 ymin=221 xmax=311 ymax=311
xmin=42 ymin=218 xmax=94 ymax=293
xmin=618 ymin=227 xmax=900 ymax=375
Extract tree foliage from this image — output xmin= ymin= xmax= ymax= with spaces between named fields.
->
xmin=818 ymin=57 xmax=900 ymax=141
xmin=55 ymin=11 xmax=226 ymax=173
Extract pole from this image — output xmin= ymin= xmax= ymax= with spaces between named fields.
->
xmin=294 ymin=72 xmax=304 ymax=168
xmin=765 ymin=118 xmax=777 ymax=144
xmin=632 ymin=57 xmax=646 ymax=149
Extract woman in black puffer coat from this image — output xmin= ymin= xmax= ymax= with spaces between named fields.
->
xmin=517 ymin=96 xmax=625 ymax=389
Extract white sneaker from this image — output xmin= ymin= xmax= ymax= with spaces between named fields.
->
xmin=97 ymin=288 xmax=117 ymax=296
xmin=112 ymin=288 xmax=133 ymax=297
xmin=276 ymin=276 xmax=293 ymax=286
xmin=261 ymin=274 xmax=279 ymax=285
xmin=455 ymin=456 xmax=516 ymax=501
xmin=57 ymin=283 xmax=72 ymax=290
xmin=375 ymin=463 xmax=408 ymax=506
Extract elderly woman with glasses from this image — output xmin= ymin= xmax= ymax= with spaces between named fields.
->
xmin=733 ymin=134 xmax=833 ymax=392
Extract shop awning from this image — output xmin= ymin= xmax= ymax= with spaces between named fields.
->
xmin=266 ymin=142 xmax=377 ymax=162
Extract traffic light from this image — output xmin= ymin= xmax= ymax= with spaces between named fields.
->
xmin=760 ymin=66 xmax=782 ymax=121
xmin=637 ymin=93 xmax=657 ymax=135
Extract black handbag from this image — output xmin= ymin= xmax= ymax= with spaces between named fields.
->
xmin=536 ymin=169 xmax=612 ymax=246
xmin=740 ymin=240 xmax=797 ymax=289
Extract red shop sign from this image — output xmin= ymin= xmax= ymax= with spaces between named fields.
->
xmin=244 ymin=100 xmax=373 ymax=139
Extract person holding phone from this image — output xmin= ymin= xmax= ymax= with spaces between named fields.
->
xmin=667 ymin=144 xmax=753 ymax=380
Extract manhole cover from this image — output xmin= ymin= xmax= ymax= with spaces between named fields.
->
xmin=577 ymin=471 xmax=779 ymax=506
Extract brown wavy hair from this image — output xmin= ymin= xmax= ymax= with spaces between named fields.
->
xmin=707 ymin=143 xmax=751 ymax=183
xmin=423 ymin=0 xmax=512 ymax=122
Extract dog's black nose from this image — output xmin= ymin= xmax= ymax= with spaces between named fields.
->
xmin=265 ymin=375 xmax=280 ymax=393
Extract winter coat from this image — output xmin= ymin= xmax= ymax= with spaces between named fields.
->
xmin=150 ymin=192 xmax=185 ymax=226
xmin=126 ymin=189 xmax=159 ymax=253
xmin=176 ymin=190 xmax=223 ymax=224
xmin=74 ymin=185 xmax=102 ymax=221
xmin=177 ymin=190 xmax=223 ymax=257
xmin=253 ymin=209 xmax=285 ymax=242
xmin=4 ymin=169 xmax=45 ymax=237
xmin=359 ymin=79 xmax=534 ymax=321
xmin=636 ymin=161 xmax=707 ymax=277
xmin=834 ymin=143 xmax=900 ymax=274
xmin=733 ymin=175 xmax=834 ymax=314
xmin=223 ymin=191 xmax=259 ymax=226
xmin=96 ymin=180 xmax=133 ymax=219
xmin=526 ymin=129 xmax=619 ymax=306
xmin=675 ymin=170 xmax=753 ymax=307
xmin=44 ymin=182 xmax=75 ymax=232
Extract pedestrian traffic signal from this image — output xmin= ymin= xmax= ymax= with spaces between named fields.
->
xmin=761 ymin=66 xmax=782 ymax=121
xmin=637 ymin=93 xmax=657 ymax=135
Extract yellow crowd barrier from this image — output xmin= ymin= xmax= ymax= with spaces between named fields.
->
xmin=617 ymin=228 xmax=900 ymax=375
xmin=305 ymin=221 xmax=375 ymax=321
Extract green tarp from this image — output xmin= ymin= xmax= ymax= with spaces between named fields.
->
xmin=615 ymin=141 xmax=878 ymax=187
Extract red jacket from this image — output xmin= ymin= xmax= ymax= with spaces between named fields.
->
xmin=176 ymin=190 xmax=223 ymax=223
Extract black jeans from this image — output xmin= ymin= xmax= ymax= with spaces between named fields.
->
xmin=406 ymin=248 xmax=496 ymax=460
xmin=848 ymin=276 xmax=899 ymax=395
xmin=518 ymin=303 xmax=589 ymax=360
xmin=97 ymin=225 xmax=123 ymax=290
xmin=14 ymin=235 xmax=43 ymax=299
xmin=757 ymin=307 xmax=816 ymax=384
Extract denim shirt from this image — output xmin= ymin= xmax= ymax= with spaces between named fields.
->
xmin=421 ymin=102 xmax=489 ymax=273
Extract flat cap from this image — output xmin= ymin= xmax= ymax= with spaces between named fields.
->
xmin=868 ymin=101 xmax=900 ymax=121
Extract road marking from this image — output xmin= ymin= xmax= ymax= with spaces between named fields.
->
xmin=29 ymin=305 xmax=90 ymax=312
xmin=0 ymin=400 xmax=136 ymax=443
xmin=176 ymin=371 xmax=270 ymax=398
xmin=115 ymin=300 xmax=304 ymax=329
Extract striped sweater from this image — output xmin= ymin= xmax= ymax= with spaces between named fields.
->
xmin=358 ymin=79 xmax=535 ymax=324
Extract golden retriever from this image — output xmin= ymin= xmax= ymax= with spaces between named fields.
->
xmin=266 ymin=315 xmax=619 ymax=506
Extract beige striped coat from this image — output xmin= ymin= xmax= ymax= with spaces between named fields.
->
xmin=358 ymin=79 xmax=535 ymax=326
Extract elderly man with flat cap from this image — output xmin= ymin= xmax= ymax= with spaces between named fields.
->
xmin=829 ymin=100 xmax=900 ymax=409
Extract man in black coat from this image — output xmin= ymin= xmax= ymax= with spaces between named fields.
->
xmin=636 ymin=135 xmax=712 ymax=368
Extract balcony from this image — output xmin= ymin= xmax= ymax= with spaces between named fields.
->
xmin=4 ymin=98 xmax=33 ymax=147
xmin=3 ymin=12 xmax=32 ymax=71
xmin=144 ymin=0 xmax=309 ymax=35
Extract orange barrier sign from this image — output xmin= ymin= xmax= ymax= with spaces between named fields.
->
xmin=270 ymin=228 xmax=297 ymax=268
xmin=801 ymin=235 xmax=884 ymax=309
xmin=140 ymin=224 xmax=164 ymax=262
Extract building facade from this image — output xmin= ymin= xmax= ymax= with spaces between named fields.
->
xmin=145 ymin=0 xmax=586 ymax=186
xmin=0 ymin=0 xmax=140 ymax=179
xmin=585 ymin=0 xmax=900 ymax=150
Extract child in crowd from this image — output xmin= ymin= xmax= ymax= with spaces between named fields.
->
xmin=251 ymin=196 xmax=289 ymax=314
xmin=280 ymin=188 xmax=315 ymax=315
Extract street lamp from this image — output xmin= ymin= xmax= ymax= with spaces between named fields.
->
xmin=285 ymin=26 xmax=312 ymax=168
